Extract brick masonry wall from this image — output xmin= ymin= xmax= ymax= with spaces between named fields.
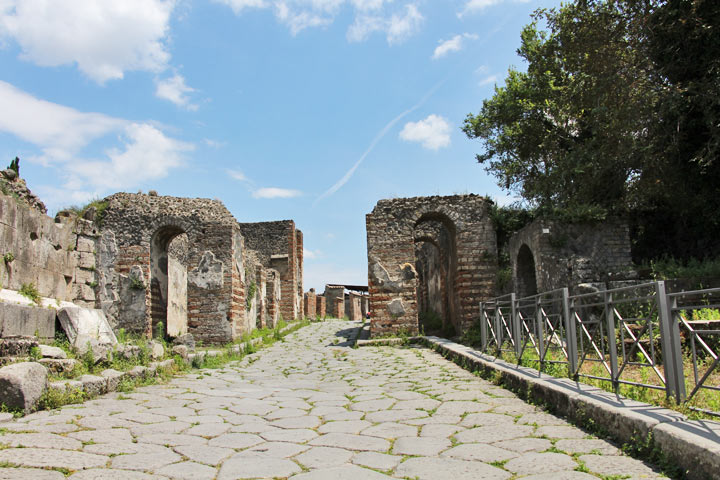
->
xmin=366 ymin=194 xmax=497 ymax=337
xmin=304 ymin=289 xmax=316 ymax=319
xmin=349 ymin=292 xmax=362 ymax=321
xmin=324 ymin=285 xmax=345 ymax=319
xmin=316 ymin=295 xmax=326 ymax=318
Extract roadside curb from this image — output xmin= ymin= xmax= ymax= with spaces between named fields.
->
xmin=419 ymin=335 xmax=720 ymax=480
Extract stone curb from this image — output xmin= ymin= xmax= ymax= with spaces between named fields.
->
xmin=26 ymin=320 xmax=305 ymax=414
xmin=356 ymin=335 xmax=423 ymax=347
xmin=418 ymin=335 xmax=720 ymax=480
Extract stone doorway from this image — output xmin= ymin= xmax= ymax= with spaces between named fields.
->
xmin=150 ymin=226 xmax=189 ymax=338
xmin=516 ymin=244 xmax=537 ymax=297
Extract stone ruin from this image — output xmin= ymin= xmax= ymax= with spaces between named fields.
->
xmin=366 ymin=195 xmax=498 ymax=336
xmin=0 ymin=187 xmax=304 ymax=346
xmin=365 ymin=194 xmax=634 ymax=337
xmin=302 ymin=285 xmax=368 ymax=321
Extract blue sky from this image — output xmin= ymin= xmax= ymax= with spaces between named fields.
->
xmin=0 ymin=0 xmax=560 ymax=291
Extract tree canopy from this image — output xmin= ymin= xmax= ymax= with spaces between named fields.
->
xmin=464 ymin=0 xmax=720 ymax=259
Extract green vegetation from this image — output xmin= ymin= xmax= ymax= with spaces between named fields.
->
xmin=18 ymin=282 xmax=41 ymax=305
xmin=62 ymin=198 xmax=109 ymax=227
xmin=464 ymin=0 xmax=720 ymax=262
xmin=246 ymin=281 xmax=257 ymax=309
xmin=129 ymin=273 xmax=145 ymax=290
xmin=3 ymin=252 xmax=13 ymax=264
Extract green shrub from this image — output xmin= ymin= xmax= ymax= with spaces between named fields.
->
xmin=129 ymin=274 xmax=145 ymax=290
xmin=19 ymin=283 xmax=41 ymax=305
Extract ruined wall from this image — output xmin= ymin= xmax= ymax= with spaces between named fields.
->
xmin=238 ymin=221 xmax=303 ymax=322
xmin=508 ymin=219 xmax=635 ymax=295
xmin=366 ymin=195 xmax=497 ymax=337
xmin=0 ymin=192 xmax=99 ymax=308
xmin=304 ymin=289 xmax=316 ymax=319
xmin=266 ymin=270 xmax=281 ymax=328
xmin=348 ymin=292 xmax=362 ymax=321
xmin=324 ymin=285 xmax=345 ymax=319
xmin=316 ymin=295 xmax=326 ymax=319
xmin=98 ymin=193 xmax=247 ymax=343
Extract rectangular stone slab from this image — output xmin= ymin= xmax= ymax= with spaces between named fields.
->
xmin=57 ymin=306 xmax=117 ymax=345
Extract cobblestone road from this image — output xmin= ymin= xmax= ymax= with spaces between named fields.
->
xmin=0 ymin=321 xmax=669 ymax=479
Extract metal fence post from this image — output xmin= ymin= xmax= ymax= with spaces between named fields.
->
xmin=605 ymin=290 xmax=619 ymax=390
xmin=562 ymin=288 xmax=578 ymax=378
xmin=656 ymin=281 xmax=687 ymax=402
xmin=494 ymin=303 xmax=503 ymax=355
xmin=480 ymin=302 xmax=487 ymax=352
xmin=535 ymin=296 xmax=545 ymax=366
xmin=511 ymin=293 xmax=521 ymax=357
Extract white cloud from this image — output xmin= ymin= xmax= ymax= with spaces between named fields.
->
xmin=399 ymin=114 xmax=451 ymax=150
xmin=387 ymin=4 xmax=423 ymax=45
xmin=217 ymin=0 xmax=423 ymax=43
xmin=252 ymin=187 xmax=302 ymax=199
xmin=0 ymin=0 xmax=176 ymax=83
xmin=66 ymin=123 xmax=193 ymax=191
xmin=0 ymin=80 xmax=192 ymax=202
xmin=226 ymin=169 xmax=251 ymax=182
xmin=460 ymin=0 xmax=529 ymax=16
xmin=155 ymin=74 xmax=198 ymax=110
xmin=478 ymin=74 xmax=498 ymax=86
xmin=432 ymin=33 xmax=478 ymax=59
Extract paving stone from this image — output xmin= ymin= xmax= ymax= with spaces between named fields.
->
xmin=364 ymin=409 xmax=427 ymax=423
xmin=271 ymin=415 xmax=322 ymax=429
xmin=173 ymin=444 xmax=234 ymax=465
xmin=394 ymin=456 xmax=511 ymax=480
xmin=207 ymin=432 xmax=264 ymax=449
xmin=535 ymin=425 xmax=588 ymax=439
xmin=517 ymin=412 xmax=569 ymax=426
xmin=68 ymin=428 xmax=133 ymax=444
xmin=0 ymin=413 xmax=14 ymax=423
xmin=435 ymin=401 xmax=492 ymax=416
xmin=68 ymin=470 xmax=166 ymax=479
xmin=0 ymin=448 xmax=108 ymax=470
xmin=217 ymin=456 xmax=301 ymax=479
xmin=319 ymin=420 xmax=372 ymax=434
xmin=264 ymin=407 xmax=307 ymax=419
xmin=260 ymin=427 xmax=318 ymax=443
xmin=579 ymin=454 xmax=665 ymax=478
xmin=0 ymin=432 xmax=82 ymax=450
xmin=505 ymin=452 xmax=578 ymax=475
xmin=419 ymin=424 xmax=464 ymax=437
xmin=154 ymin=461 xmax=217 ymax=479
xmin=0 ymin=468 xmax=65 ymax=479
xmin=555 ymin=438 xmax=620 ymax=455
xmin=352 ymin=451 xmax=402 ymax=471
xmin=112 ymin=450 xmax=183 ymax=471
xmin=361 ymin=422 xmax=417 ymax=438
xmin=233 ymin=441 xmax=309 ymax=458
xmin=309 ymin=433 xmax=390 ymax=452
xmin=84 ymin=442 xmax=171 ymax=456
xmin=349 ymin=398 xmax=395 ymax=412
xmin=518 ymin=472 xmax=599 ymax=480
xmin=289 ymin=464 xmax=394 ymax=479
xmin=184 ymin=422 xmax=231 ymax=437
xmin=137 ymin=433 xmax=207 ymax=446
xmin=391 ymin=398 xmax=441 ymax=410
xmin=392 ymin=436 xmax=450 ymax=456
xmin=454 ymin=424 xmax=535 ymax=443
xmin=492 ymin=437 xmax=553 ymax=453
xmin=460 ymin=412 xmax=516 ymax=427
xmin=295 ymin=446 xmax=354 ymax=468
xmin=442 ymin=443 xmax=519 ymax=462
xmin=403 ymin=414 xmax=462 ymax=425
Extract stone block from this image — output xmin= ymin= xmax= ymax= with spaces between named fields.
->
xmin=79 ymin=374 xmax=106 ymax=397
xmin=57 ymin=306 xmax=117 ymax=345
xmin=38 ymin=345 xmax=66 ymax=359
xmin=172 ymin=345 xmax=188 ymax=360
xmin=76 ymin=236 xmax=95 ymax=253
xmin=73 ymin=335 xmax=112 ymax=364
xmin=38 ymin=358 xmax=78 ymax=374
xmin=74 ymin=268 xmax=95 ymax=285
xmin=0 ymin=302 xmax=56 ymax=339
xmin=0 ymin=362 xmax=47 ymax=412
xmin=101 ymin=368 xmax=125 ymax=391
xmin=148 ymin=340 xmax=164 ymax=360
xmin=77 ymin=252 xmax=95 ymax=269
xmin=0 ymin=336 xmax=38 ymax=357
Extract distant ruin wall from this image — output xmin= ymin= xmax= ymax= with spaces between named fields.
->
xmin=324 ymin=285 xmax=345 ymax=319
xmin=508 ymin=219 xmax=635 ymax=295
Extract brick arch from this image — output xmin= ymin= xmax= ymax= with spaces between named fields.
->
xmin=366 ymin=194 xmax=497 ymax=337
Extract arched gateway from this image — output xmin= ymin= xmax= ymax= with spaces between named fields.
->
xmin=365 ymin=195 xmax=497 ymax=337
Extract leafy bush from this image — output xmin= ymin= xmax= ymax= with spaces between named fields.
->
xmin=19 ymin=282 xmax=41 ymax=305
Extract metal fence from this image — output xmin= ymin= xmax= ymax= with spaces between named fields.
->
xmin=478 ymin=281 xmax=720 ymax=413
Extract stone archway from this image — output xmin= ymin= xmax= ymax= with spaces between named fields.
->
xmin=413 ymin=213 xmax=458 ymax=335
xmin=516 ymin=244 xmax=537 ymax=297
xmin=150 ymin=225 xmax=189 ymax=338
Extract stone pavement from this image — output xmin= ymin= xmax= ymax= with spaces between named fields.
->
xmin=0 ymin=320 xmax=671 ymax=479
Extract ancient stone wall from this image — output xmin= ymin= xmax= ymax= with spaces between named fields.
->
xmin=324 ymin=285 xmax=345 ymax=319
xmin=366 ymin=195 xmax=497 ymax=337
xmin=98 ymin=193 xmax=246 ymax=343
xmin=348 ymin=292 xmax=362 ymax=321
xmin=238 ymin=221 xmax=303 ymax=322
xmin=266 ymin=270 xmax=280 ymax=328
xmin=508 ymin=219 xmax=635 ymax=296
xmin=0 ymin=192 xmax=99 ymax=308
